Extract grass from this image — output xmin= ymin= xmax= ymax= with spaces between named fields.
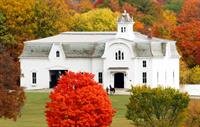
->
xmin=1 ymin=92 xmax=198 ymax=127
xmin=0 ymin=92 xmax=133 ymax=127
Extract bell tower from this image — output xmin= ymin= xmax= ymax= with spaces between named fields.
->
xmin=117 ymin=10 xmax=135 ymax=39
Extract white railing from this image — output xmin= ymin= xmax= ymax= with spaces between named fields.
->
xmin=180 ymin=84 xmax=200 ymax=96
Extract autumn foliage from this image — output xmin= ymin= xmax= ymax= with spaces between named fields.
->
xmin=0 ymin=43 xmax=25 ymax=120
xmin=45 ymin=71 xmax=115 ymax=127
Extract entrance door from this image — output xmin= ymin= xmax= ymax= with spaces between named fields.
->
xmin=114 ymin=73 xmax=124 ymax=88
xmin=49 ymin=70 xmax=67 ymax=88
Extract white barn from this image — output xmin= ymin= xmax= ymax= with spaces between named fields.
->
xmin=19 ymin=11 xmax=180 ymax=89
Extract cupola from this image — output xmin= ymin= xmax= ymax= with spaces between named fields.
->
xmin=117 ymin=10 xmax=134 ymax=34
xmin=116 ymin=10 xmax=135 ymax=39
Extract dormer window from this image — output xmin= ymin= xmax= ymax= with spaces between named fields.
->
xmin=56 ymin=51 xmax=60 ymax=57
xmin=115 ymin=50 xmax=124 ymax=60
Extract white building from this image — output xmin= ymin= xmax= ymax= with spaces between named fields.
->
xmin=19 ymin=11 xmax=180 ymax=89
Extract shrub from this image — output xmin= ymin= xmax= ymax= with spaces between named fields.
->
xmin=45 ymin=71 xmax=115 ymax=127
xmin=126 ymin=86 xmax=189 ymax=127
xmin=185 ymin=99 xmax=200 ymax=127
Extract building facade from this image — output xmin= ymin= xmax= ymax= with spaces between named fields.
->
xmin=20 ymin=11 xmax=180 ymax=89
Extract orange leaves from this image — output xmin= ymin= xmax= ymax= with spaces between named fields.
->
xmin=74 ymin=0 xmax=93 ymax=13
xmin=46 ymin=71 xmax=115 ymax=127
xmin=178 ymin=0 xmax=200 ymax=23
xmin=134 ymin=21 xmax=144 ymax=31
xmin=173 ymin=20 xmax=200 ymax=66
xmin=173 ymin=20 xmax=200 ymax=42
xmin=174 ymin=0 xmax=200 ymax=67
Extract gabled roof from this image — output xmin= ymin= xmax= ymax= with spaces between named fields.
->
xmin=24 ymin=31 xmax=174 ymax=44
xmin=20 ymin=41 xmax=179 ymax=58
xmin=20 ymin=42 xmax=105 ymax=58
xmin=20 ymin=43 xmax=52 ymax=58
xmin=25 ymin=32 xmax=116 ymax=43
xmin=20 ymin=32 xmax=178 ymax=58
xmin=151 ymin=43 xmax=166 ymax=57
xmin=62 ymin=43 xmax=105 ymax=58
xmin=134 ymin=43 xmax=153 ymax=57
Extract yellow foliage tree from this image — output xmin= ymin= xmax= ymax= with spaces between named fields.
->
xmin=70 ymin=8 xmax=119 ymax=31
xmin=190 ymin=65 xmax=200 ymax=84
xmin=180 ymin=59 xmax=191 ymax=84
xmin=152 ymin=10 xmax=177 ymax=39
xmin=33 ymin=0 xmax=74 ymax=38
xmin=0 ymin=0 xmax=35 ymax=42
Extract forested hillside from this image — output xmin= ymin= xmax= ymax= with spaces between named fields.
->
xmin=0 ymin=0 xmax=200 ymax=85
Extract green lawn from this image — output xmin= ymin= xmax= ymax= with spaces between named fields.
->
xmin=0 ymin=92 xmax=133 ymax=127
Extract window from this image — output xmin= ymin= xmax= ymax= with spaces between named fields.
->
xmin=121 ymin=27 xmax=126 ymax=33
xmin=121 ymin=27 xmax=124 ymax=32
xmin=124 ymin=27 xmax=126 ymax=32
xmin=32 ymin=72 xmax=37 ymax=84
xmin=118 ymin=50 xmax=121 ymax=60
xmin=115 ymin=50 xmax=124 ymax=60
xmin=142 ymin=72 xmax=147 ymax=83
xmin=98 ymin=72 xmax=103 ymax=83
xmin=56 ymin=51 xmax=60 ymax=57
xmin=142 ymin=60 xmax=146 ymax=67
xmin=173 ymin=71 xmax=175 ymax=84
xmin=115 ymin=52 xmax=118 ymax=60
xmin=122 ymin=52 xmax=124 ymax=60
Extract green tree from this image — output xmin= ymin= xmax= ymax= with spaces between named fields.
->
xmin=164 ymin=0 xmax=184 ymax=13
xmin=126 ymin=86 xmax=189 ymax=127
xmin=0 ymin=12 xmax=15 ymax=44
xmin=34 ymin=0 xmax=59 ymax=38
xmin=34 ymin=0 xmax=73 ymax=38
xmin=127 ymin=0 xmax=158 ymax=16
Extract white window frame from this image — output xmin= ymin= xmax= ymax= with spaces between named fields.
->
xmin=142 ymin=72 xmax=147 ymax=84
xmin=32 ymin=72 xmax=37 ymax=85
xmin=142 ymin=60 xmax=147 ymax=68
xmin=98 ymin=72 xmax=103 ymax=83
xmin=56 ymin=51 xmax=60 ymax=57
xmin=115 ymin=50 xmax=124 ymax=60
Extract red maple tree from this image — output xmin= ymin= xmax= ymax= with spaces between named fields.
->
xmin=173 ymin=20 xmax=200 ymax=67
xmin=45 ymin=71 xmax=115 ymax=127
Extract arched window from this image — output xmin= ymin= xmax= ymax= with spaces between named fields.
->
xmin=56 ymin=51 xmax=60 ymax=57
xmin=115 ymin=52 xmax=118 ymax=60
xmin=118 ymin=50 xmax=121 ymax=60
xmin=115 ymin=50 xmax=124 ymax=60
